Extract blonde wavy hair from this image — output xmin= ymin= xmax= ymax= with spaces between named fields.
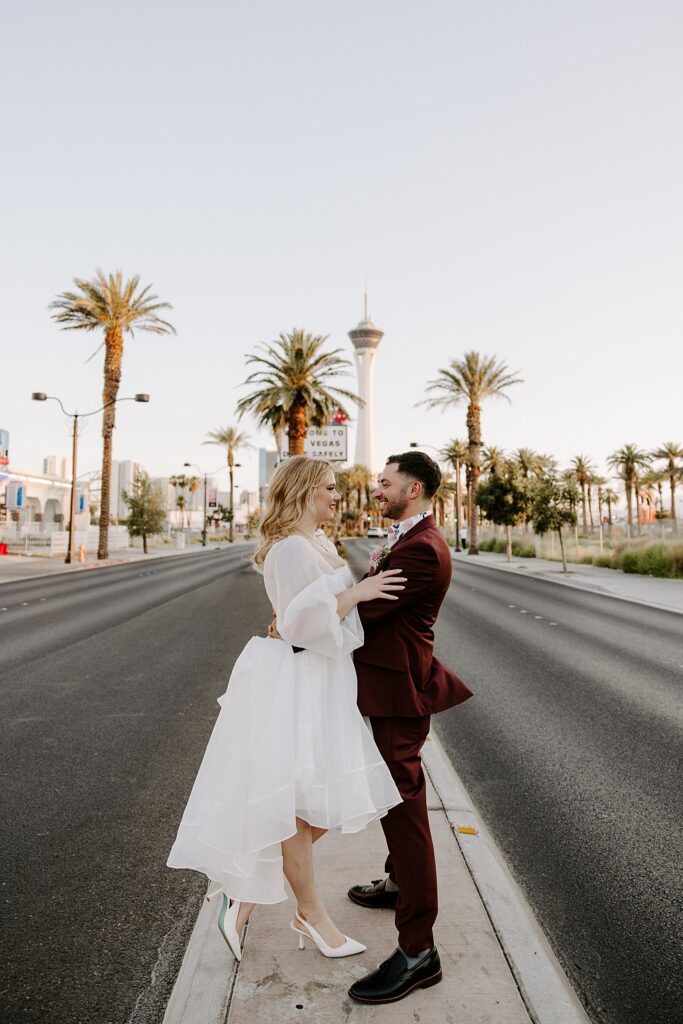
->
xmin=254 ymin=456 xmax=334 ymax=565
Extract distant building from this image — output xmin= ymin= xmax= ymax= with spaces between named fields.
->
xmin=110 ymin=460 xmax=142 ymax=521
xmin=43 ymin=455 xmax=70 ymax=479
xmin=259 ymin=449 xmax=278 ymax=498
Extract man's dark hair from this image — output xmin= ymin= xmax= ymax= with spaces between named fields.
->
xmin=385 ymin=451 xmax=441 ymax=500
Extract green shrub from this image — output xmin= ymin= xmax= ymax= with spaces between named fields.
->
xmin=618 ymin=542 xmax=683 ymax=578
xmin=592 ymin=554 xmax=615 ymax=569
xmin=478 ymin=537 xmax=496 ymax=551
xmin=511 ymin=541 xmax=536 ymax=558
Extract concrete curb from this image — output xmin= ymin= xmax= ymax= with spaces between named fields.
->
xmin=451 ymin=549 xmax=683 ymax=616
xmin=422 ymin=731 xmax=591 ymax=1024
xmin=161 ymin=895 xmax=238 ymax=1024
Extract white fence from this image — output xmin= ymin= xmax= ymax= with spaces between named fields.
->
xmin=0 ymin=526 xmax=130 ymax=556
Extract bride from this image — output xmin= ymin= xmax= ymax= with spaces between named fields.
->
xmin=167 ymin=456 xmax=404 ymax=961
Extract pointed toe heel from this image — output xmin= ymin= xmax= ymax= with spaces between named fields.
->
xmin=206 ymin=887 xmax=242 ymax=961
xmin=292 ymin=911 xmax=366 ymax=958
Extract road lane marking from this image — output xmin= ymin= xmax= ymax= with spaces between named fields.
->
xmin=534 ymin=615 xmax=543 ymax=619
xmin=549 ymin=622 xmax=558 ymax=626
xmin=509 ymin=604 xmax=516 ymax=607
xmin=520 ymin=610 xmax=528 ymax=614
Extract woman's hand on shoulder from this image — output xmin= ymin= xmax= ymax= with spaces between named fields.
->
xmin=355 ymin=568 xmax=406 ymax=603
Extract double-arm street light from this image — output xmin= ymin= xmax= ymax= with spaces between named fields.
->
xmin=32 ymin=392 xmax=150 ymax=564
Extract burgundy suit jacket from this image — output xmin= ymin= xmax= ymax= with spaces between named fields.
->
xmin=354 ymin=517 xmax=473 ymax=718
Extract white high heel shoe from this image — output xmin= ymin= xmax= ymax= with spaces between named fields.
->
xmin=290 ymin=910 xmax=366 ymax=958
xmin=206 ymin=886 xmax=242 ymax=961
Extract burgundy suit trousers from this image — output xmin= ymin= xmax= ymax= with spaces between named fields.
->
xmin=369 ymin=715 xmax=437 ymax=956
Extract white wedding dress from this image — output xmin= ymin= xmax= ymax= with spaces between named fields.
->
xmin=167 ymin=534 xmax=401 ymax=904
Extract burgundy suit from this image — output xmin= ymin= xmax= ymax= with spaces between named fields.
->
xmin=353 ymin=516 xmax=472 ymax=954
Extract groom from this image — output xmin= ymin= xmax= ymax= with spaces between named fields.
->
xmin=348 ymin=450 xmax=472 ymax=1005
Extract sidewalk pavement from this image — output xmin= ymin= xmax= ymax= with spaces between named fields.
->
xmin=453 ymin=548 xmax=683 ymax=614
xmin=0 ymin=541 xmax=245 ymax=584
xmin=163 ymin=734 xmax=590 ymax=1024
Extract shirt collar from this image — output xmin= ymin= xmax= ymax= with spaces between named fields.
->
xmin=388 ymin=510 xmax=432 ymax=545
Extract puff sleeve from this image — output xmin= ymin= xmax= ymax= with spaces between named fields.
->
xmin=263 ymin=537 xmax=363 ymax=660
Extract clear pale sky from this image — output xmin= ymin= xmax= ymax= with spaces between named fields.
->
xmin=2 ymin=0 xmax=681 ymax=496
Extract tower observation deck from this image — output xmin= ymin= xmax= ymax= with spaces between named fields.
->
xmin=348 ymin=298 xmax=384 ymax=471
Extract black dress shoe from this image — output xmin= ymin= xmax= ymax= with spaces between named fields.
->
xmin=348 ymin=947 xmax=442 ymax=1004
xmin=347 ymin=878 xmax=399 ymax=909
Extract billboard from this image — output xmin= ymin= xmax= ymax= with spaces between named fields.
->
xmin=5 ymin=481 xmax=24 ymax=509
xmin=0 ymin=429 xmax=8 ymax=466
xmin=304 ymin=425 xmax=348 ymax=462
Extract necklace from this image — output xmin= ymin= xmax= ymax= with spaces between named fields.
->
xmin=293 ymin=528 xmax=329 ymax=550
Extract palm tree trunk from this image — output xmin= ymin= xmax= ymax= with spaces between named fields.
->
xmin=625 ymin=479 xmax=633 ymax=543
xmin=288 ymin=397 xmax=308 ymax=456
xmin=454 ymin=458 xmax=462 ymax=543
xmin=467 ymin=402 xmax=481 ymax=555
xmin=587 ymin=483 xmax=594 ymax=532
xmin=670 ymin=473 xmax=677 ymax=534
xmin=581 ymin=484 xmax=588 ymax=532
xmin=505 ymin=523 xmax=512 ymax=562
xmin=97 ymin=327 xmax=123 ymax=559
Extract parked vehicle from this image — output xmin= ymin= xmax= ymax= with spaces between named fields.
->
xmin=367 ymin=526 xmax=387 ymax=538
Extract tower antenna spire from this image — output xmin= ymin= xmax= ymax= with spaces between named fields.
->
xmin=363 ymin=275 xmax=369 ymax=320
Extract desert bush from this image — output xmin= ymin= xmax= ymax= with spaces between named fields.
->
xmin=618 ymin=542 xmax=683 ymax=578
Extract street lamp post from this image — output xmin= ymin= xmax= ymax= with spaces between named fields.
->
xmin=32 ymin=392 xmax=150 ymax=563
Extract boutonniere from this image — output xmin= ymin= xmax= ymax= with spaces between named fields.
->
xmin=368 ymin=544 xmax=392 ymax=574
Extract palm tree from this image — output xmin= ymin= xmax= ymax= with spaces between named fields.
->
xmin=603 ymin=487 xmax=619 ymax=527
xmin=237 ymin=329 xmax=361 ymax=455
xmin=50 ymin=269 xmax=175 ymax=558
xmin=482 ymin=445 xmax=507 ymax=476
xmin=607 ymin=444 xmax=651 ymax=541
xmin=335 ymin=468 xmax=352 ymax=514
xmin=347 ymin=464 xmax=373 ymax=529
xmin=187 ymin=475 xmax=201 ymax=529
xmin=570 ymin=455 xmax=595 ymax=533
xmin=651 ymin=442 xmax=683 ymax=534
xmin=169 ymin=473 xmax=190 ymax=528
xmin=422 ymin=352 xmax=522 ymax=554
xmin=433 ymin=474 xmax=455 ymax=528
xmin=203 ymin=426 xmax=252 ymax=542
xmin=513 ymin=448 xmax=546 ymax=480
xmin=440 ymin=438 xmax=468 ymax=541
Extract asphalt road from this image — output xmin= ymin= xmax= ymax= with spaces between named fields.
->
xmin=346 ymin=541 xmax=683 ymax=1024
xmin=0 ymin=546 xmax=265 ymax=1024
xmin=2 ymin=542 xmax=681 ymax=1024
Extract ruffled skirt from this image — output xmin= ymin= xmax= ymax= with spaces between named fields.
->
xmin=167 ymin=637 xmax=401 ymax=903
